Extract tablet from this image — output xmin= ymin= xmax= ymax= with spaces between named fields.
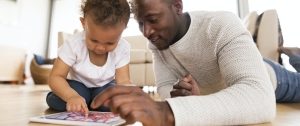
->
xmin=29 ymin=111 xmax=125 ymax=126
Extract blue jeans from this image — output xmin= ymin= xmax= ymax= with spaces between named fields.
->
xmin=263 ymin=55 xmax=300 ymax=102
xmin=46 ymin=79 xmax=115 ymax=112
xmin=289 ymin=54 xmax=300 ymax=72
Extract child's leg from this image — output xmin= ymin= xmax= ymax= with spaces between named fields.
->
xmin=90 ymin=80 xmax=116 ymax=112
xmin=263 ymin=58 xmax=300 ymax=102
xmin=46 ymin=80 xmax=91 ymax=111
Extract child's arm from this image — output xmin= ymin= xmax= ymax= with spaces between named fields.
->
xmin=48 ymin=57 xmax=89 ymax=116
xmin=49 ymin=57 xmax=77 ymax=101
xmin=115 ymin=63 xmax=132 ymax=85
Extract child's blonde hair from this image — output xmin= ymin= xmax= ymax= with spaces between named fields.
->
xmin=81 ymin=0 xmax=130 ymax=28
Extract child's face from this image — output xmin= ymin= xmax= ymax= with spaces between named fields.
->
xmin=80 ymin=16 xmax=126 ymax=55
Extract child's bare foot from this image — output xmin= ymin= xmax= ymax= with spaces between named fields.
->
xmin=278 ymin=46 xmax=300 ymax=57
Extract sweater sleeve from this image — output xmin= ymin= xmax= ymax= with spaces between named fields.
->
xmin=148 ymin=43 xmax=178 ymax=100
xmin=165 ymin=12 xmax=276 ymax=125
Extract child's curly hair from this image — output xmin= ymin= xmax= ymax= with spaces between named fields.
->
xmin=81 ymin=0 xmax=130 ymax=28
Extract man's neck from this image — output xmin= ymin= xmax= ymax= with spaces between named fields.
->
xmin=171 ymin=12 xmax=191 ymax=45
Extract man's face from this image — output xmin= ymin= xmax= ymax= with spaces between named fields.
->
xmin=136 ymin=0 xmax=179 ymax=50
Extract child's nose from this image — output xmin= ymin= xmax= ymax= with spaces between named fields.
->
xmin=96 ymin=45 xmax=105 ymax=50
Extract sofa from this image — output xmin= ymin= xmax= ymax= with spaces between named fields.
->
xmin=122 ymin=35 xmax=155 ymax=87
xmin=30 ymin=32 xmax=156 ymax=87
xmin=243 ymin=9 xmax=280 ymax=63
xmin=0 ymin=45 xmax=26 ymax=84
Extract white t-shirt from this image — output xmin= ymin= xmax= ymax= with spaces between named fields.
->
xmin=58 ymin=31 xmax=130 ymax=88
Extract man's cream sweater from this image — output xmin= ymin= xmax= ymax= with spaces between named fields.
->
xmin=148 ymin=11 xmax=276 ymax=125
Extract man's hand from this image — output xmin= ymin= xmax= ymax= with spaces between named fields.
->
xmin=170 ymin=74 xmax=200 ymax=98
xmin=90 ymin=86 xmax=175 ymax=126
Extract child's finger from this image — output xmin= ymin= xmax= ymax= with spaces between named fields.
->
xmin=81 ymin=103 xmax=89 ymax=119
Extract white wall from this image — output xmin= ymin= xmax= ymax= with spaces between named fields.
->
xmin=0 ymin=0 xmax=51 ymax=83
xmin=48 ymin=0 xmax=83 ymax=58
xmin=0 ymin=1 xmax=20 ymax=48
xmin=18 ymin=0 xmax=51 ymax=57
xmin=183 ymin=0 xmax=238 ymax=15
xmin=0 ymin=0 xmax=51 ymax=57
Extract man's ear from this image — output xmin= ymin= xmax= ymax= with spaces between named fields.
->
xmin=173 ymin=0 xmax=183 ymax=14
xmin=80 ymin=17 xmax=85 ymax=30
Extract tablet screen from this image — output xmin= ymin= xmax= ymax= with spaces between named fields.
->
xmin=45 ymin=111 xmax=121 ymax=124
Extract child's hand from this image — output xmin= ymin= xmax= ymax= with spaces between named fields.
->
xmin=66 ymin=95 xmax=89 ymax=118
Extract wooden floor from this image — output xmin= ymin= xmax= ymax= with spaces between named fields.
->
xmin=1 ymin=84 xmax=300 ymax=126
xmin=0 ymin=84 xmax=159 ymax=126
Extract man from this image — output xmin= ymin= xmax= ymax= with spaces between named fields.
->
xmin=91 ymin=0 xmax=276 ymax=125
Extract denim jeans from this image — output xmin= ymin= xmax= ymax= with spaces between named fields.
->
xmin=289 ymin=54 xmax=300 ymax=72
xmin=46 ymin=79 xmax=115 ymax=112
xmin=263 ymin=56 xmax=300 ymax=102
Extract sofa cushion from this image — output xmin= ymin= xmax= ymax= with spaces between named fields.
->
xmin=243 ymin=11 xmax=258 ymax=36
xmin=123 ymin=35 xmax=148 ymax=50
xmin=34 ymin=54 xmax=45 ymax=65
xmin=130 ymin=49 xmax=147 ymax=64
xmin=129 ymin=64 xmax=145 ymax=86
xmin=146 ymin=63 xmax=155 ymax=86
xmin=146 ymin=50 xmax=153 ymax=63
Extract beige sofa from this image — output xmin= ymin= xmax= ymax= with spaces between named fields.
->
xmin=0 ymin=45 xmax=26 ymax=84
xmin=243 ymin=9 xmax=280 ymax=62
xmin=122 ymin=35 xmax=155 ymax=87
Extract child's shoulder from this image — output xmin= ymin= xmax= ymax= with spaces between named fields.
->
xmin=65 ymin=31 xmax=86 ymax=46
xmin=117 ymin=38 xmax=131 ymax=49
xmin=119 ymin=38 xmax=131 ymax=47
xmin=112 ymin=38 xmax=131 ymax=53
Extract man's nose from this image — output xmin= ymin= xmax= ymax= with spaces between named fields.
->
xmin=143 ymin=24 xmax=154 ymax=38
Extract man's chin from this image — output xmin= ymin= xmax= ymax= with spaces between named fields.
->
xmin=156 ymin=45 xmax=169 ymax=50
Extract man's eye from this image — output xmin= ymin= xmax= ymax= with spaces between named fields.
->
xmin=149 ymin=18 xmax=158 ymax=23
xmin=138 ymin=22 xmax=143 ymax=27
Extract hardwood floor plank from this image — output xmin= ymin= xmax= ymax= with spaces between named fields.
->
xmin=1 ymin=84 xmax=299 ymax=126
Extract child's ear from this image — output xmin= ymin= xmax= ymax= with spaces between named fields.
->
xmin=80 ymin=17 xmax=85 ymax=30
